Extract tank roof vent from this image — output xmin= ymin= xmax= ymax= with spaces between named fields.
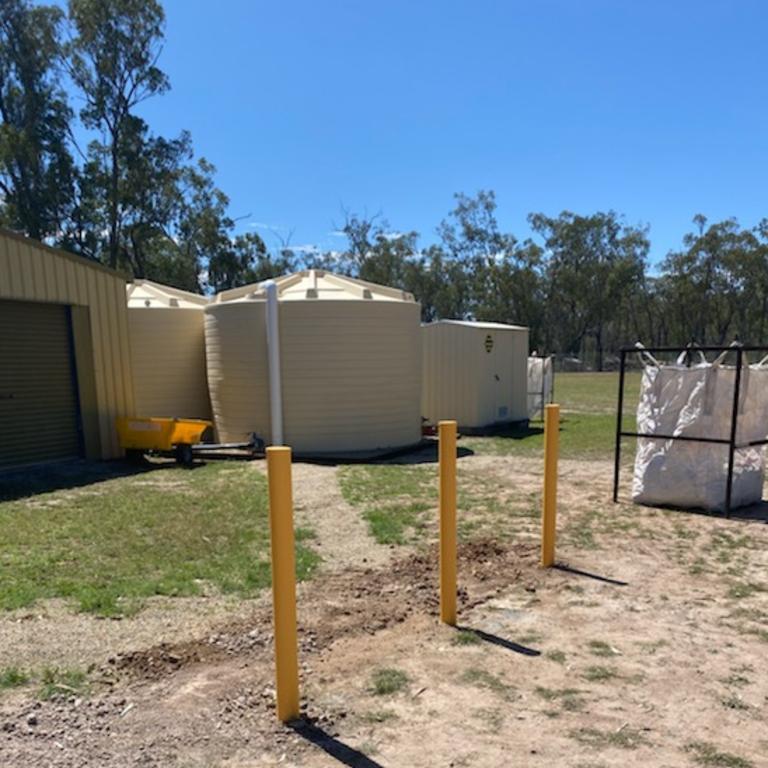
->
xmin=306 ymin=288 xmax=318 ymax=299
xmin=362 ymin=288 xmax=373 ymax=299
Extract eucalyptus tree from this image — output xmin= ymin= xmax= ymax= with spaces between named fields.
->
xmin=529 ymin=210 xmax=649 ymax=370
xmin=67 ymin=0 xmax=169 ymax=269
xmin=0 ymin=0 xmax=75 ymax=239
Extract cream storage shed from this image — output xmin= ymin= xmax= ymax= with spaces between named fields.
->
xmin=127 ymin=280 xmax=211 ymax=419
xmin=205 ymin=270 xmax=422 ymax=456
xmin=422 ymin=320 xmax=529 ymax=430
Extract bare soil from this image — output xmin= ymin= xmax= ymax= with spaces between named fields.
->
xmin=2 ymin=454 xmax=767 ymax=768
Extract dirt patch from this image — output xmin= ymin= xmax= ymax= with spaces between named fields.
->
xmin=0 ymin=597 xmax=261 ymax=671
xmin=110 ymin=539 xmax=537 ymax=682
xmin=3 ymin=451 xmax=768 ymax=768
xmin=0 ymin=539 xmax=537 ymax=767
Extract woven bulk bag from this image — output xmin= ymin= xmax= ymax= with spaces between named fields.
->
xmin=527 ymin=355 xmax=554 ymax=419
xmin=632 ymin=350 xmax=768 ymax=512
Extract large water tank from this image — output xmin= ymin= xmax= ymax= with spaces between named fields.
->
xmin=127 ymin=280 xmax=211 ymax=419
xmin=205 ymin=270 xmax=422 ymax=456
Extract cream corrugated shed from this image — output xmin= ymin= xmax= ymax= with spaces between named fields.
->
xmin=422 ymin=320 xmax=529 ymax=429
xmin=0 ymin=227 xmax=134 ymax=466
xmin=126 ymin=280 xmax=211 ymax=419
xmin=205 ymin=270 xmax=422 ymax=455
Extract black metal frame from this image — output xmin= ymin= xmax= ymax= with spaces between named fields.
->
xmin=613 ymin=344 xmax=768 ymax=516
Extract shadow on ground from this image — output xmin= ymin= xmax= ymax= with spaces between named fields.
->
xmin=297 ymin=440 xmax=476 ymax=467
xmin=291 ymin=719 xmax=385 ymax=768
xmin=554 ymin=563 xmax=629 ymax=586
xmin=0 ymin=458 xmax=202 ymax=503
xmin=455 ymin=625 xmax=541 ymax=656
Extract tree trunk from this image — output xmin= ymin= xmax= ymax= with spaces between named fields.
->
xmin=595 ymin=328 xmax=604 ymax=372
xmin=108 ymin=138 xmax=119 ymax=269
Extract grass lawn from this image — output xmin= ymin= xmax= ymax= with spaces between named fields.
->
xmin=464 ymin=371 xmax=640 ymax=460
xmin=0 ymin=372 xmax=637 ymax=613
xmin=554 ymin=370 xmax=641 ymax=414
xmin=343 ymin=371 xmax=641 ymax=544
xmin=0 ymin=462 xmax=319 ymax=616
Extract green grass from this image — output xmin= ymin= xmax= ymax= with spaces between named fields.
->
xmin=359 ymin=709 xmax=399 ymax=724
xmin=685 ymin=741 xmax=753 ymax=768
xmin=460 ymin=667 xmax=515 ymax=699
xmin=339 ymin=465 xmax=435 ymax=545
xmin=570 ymin=726 xmax=648 ymax=750
xmin=582 ymin=665 xmax=620 ymax=682
xmin=38 ymin=667 xmax=89 ymax=700
xmin=727 ymin=582 xmax=766 ymax=600
xmin=587 ymin=640 xmax=619 ymax=658
xmin=553 ymin=372 xmax=641 ymax=414
xmin=368 ymin=668 xmax=409 ymax=696
xmin=464 ymin=412 xmax=635 ymax=461
xmin=463 ymin=371 xmax=639 ymax=460
xmin=0 ymin=463 xmax=320 ymax=616
xmin=0 ymin=666 xmax=30 ymax=690
xmin=451 ymin=629 xmax=482 ymax=646
xmin=535 ymin=686 xmax=586 ymax=712
xmin=338 ymin=372 xmax=640 ymax=544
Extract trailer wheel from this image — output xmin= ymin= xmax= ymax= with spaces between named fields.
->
xmin=175 ymin=443 xmax=194 ymax=467
xmin=126 ymin=449 xmax=145 ymax=465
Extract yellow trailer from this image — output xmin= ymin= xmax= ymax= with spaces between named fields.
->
xmin=116 ymin=416 xmax=263 ymax=465
xmin=116 ymin=417 xmax=212 ymax=465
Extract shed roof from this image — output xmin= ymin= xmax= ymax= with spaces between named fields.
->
xmin=214 ymin=270 xmax=416 ymax=304
xmin=127 ymin=279 xmax=209 ymax=309
xmin=0 ymin=226 xmax=129 ymax=279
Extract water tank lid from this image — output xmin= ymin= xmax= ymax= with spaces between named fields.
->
xmin=213 ymin=269 xmax=417 ymax=304
xmin=422 ymin=319 xmax=529 ymax=332
xmin=127 ymin=279 xmax=210 ymax=309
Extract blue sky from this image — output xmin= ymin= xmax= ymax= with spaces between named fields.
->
xmin=131 ymin=0 xmax=768 ymax=265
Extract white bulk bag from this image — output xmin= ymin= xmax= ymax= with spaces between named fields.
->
xmin=527 ymin=355 xmax=554 ymax=419
xmin=632 ymin=351 xmax=768 ymax=512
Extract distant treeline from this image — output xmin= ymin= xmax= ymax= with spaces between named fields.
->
xmin=2 ymin=1 xmax=767 ymax=369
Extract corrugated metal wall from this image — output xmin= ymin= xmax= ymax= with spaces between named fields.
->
xmin=0 ymin=301 xmax=80 ymax=467
xmin=0 ymin=229 xmax=134 ymax=459
xmin=422 ymin=322 xmax=529 ymax=428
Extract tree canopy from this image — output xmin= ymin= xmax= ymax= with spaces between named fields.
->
xmin=2 ymin=1 xmax=767 ymax=369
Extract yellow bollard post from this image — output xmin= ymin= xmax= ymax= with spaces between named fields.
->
xmin=541 ymin=403 xmax=560 ymax=567
xmin=439 ymin=420 xmax=458 ymax=625
xmin=266 ymin=446 xmax=300 ymax=722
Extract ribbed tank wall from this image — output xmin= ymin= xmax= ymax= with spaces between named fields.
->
xmin=128 ymin=308 xmax=211 ymax=419
xmin=204 ymin=299 xmax=422 ymax=454
xmin=281 ymin=301 xmax=422 ymax=453
xmin=204 ymin=303 xmax=270 ymax=443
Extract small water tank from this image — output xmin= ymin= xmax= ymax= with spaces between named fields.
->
xmin=126 ymin=280 xmax=211 ymax=419
xmin=205 ymin=270 xmax=422 ymax=456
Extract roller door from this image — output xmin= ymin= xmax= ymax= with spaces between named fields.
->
xmin=0 ymin=300 xmax=81 ymax=468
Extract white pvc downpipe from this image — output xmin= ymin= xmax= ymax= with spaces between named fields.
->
xmin=264 ymin=280 xmax=284 ymax=445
